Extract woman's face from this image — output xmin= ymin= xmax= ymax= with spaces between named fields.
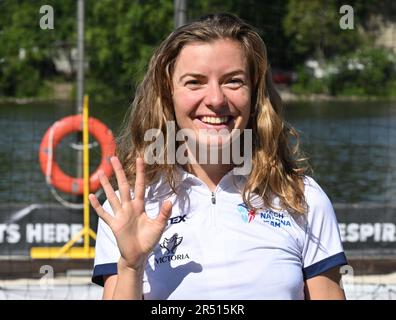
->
xmin=171 ymin=39 xmax=252 ymax=147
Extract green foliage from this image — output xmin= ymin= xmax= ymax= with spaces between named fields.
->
xmin=1 ymin=0 xmax=396 ymax=100
xmin=283 ymin=0 xmax=367 ymax=61
xmin=291 ymin=66 xmax=328 ymax=95
xmin=0 ymin=0 xmax=174 ymax=99
xmin=0 ymin=0 xmax=75 ymax=97
xmin=85 ymin=0 xmax=174 ymax=101
xmin=328 ymin=47 xmax=396 ymax=96
xmin=292 ymin=47 xmax=396 ymax=97
xmin=188 ymin=0 xmax=298 ymax=68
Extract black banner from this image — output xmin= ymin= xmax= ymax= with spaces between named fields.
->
xmin=0 ymin=204 xmax=98 ymax=256
xmin=0 ymin=203 xmax=395 ymax=257
xmin=334 ymin=203 xmax=396 ymax=256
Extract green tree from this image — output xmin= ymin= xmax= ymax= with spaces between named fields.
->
xmin=188 ymin=0 xmax=299 ymax=68
xmin=328 ymin=47 xmax=396 ymax=96
xmin=85 ymin=0 xmax=174 ymax=101
xmin=0 ymin=0 xmax=174 ymax=99
xmin=0 ymin=0 xmax=75 ymax=97
xmin=283 ymin=0 xmax=367 ymax=63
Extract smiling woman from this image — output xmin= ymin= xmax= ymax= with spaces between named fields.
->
xmin=90 ymin=13 xmax=348 ymax=300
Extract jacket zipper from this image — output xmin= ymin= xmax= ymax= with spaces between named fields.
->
xmin=210 ymin=191 xmax=217 ymax=229
xmin=211 ymin=192 xmax=216 ymax=204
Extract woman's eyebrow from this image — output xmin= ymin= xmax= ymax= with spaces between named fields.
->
xmin=179 ymin=73 xmax=206 ymax=82
xmin=179 ymin=69 xmax=247 ymax=82
xmin=223 ymin=69 xmax=247 ymax=77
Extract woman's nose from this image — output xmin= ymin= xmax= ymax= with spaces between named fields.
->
xmin=203 ymin=83 xmax=226 ymax=109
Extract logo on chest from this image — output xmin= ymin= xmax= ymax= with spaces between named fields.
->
xmin=155 ymin=233 xmax=190 ymax=264
xmin=167 ymin=214 xmax=187 ymax=225
xmin=236 ymin=203 xmax=292 ymax=228
xmin=160 ymin=234 xmax=183 ymax=254
xmin=237 ymin=203 xmax=256 ymax=223
xmin=259 ymin=210 xmax=292 ymax=228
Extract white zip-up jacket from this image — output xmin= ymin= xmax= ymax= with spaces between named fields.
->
xmin=92 ymin=168 xmax=347 ymax=299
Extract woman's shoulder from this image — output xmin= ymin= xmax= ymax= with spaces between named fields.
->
xmin=302 ymin=176 xmax=334 ymax=214
xmin=303 ymin=175 xmax=325 ymax=193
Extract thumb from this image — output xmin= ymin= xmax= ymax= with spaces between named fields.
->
xmin=156 ymin=200 xmax=173 ymax=226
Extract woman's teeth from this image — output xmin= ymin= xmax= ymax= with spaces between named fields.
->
xmin=200 ymin=116 xmax=229 ymax=124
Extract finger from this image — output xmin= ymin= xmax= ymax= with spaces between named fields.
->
xmin=98 ymin=170 xmax=122 ymax=213
xmin=156 ymin=200 xmax=173 ymax=226
xmin=134 ymin=157 xmax=145 ymax=202
xmin=89 ymin=193 xmax=114 ymax=226
xmin=110 ymin=156 xmax=131 ymax=203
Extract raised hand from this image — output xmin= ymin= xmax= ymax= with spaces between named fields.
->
xmin=89 ymin=156 xmax=172 ymax=271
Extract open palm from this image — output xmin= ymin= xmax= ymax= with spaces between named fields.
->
xmin=89 ymin=157 xmax=172 ymax=270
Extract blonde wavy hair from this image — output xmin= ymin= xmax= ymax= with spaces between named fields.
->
xmin=117 ymin=13 xmax=309 ymax=214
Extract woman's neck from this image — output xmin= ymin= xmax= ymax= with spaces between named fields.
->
xmin=184 ymin=163 xmax=234 ymax=192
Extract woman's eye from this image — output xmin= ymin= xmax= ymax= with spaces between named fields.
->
xmin=226 ymin=78 xmax=244 ymax=88
xmin=185 ymin=80 xmax=201 ymax=87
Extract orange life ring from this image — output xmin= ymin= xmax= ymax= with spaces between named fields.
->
xmin=39 ymin=114 xmax=115 ymax=195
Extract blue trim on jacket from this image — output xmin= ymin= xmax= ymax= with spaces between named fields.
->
xmin=303 ymin=252 xmax=348 ymax=280
xmin=92 ymin=263 xmax=118 ymax=286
